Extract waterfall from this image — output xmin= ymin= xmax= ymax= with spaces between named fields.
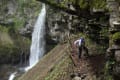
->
xmin=25 ymin=4 xmax=46 ymax=71
xmin=8 ymin=72 xmax=17 ymax=80
xmin=8 ymin=4 xmax=46 ymax=80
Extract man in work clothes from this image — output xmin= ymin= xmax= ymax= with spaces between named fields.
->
xmin=74 ymin=37 xmax=88 ymax=59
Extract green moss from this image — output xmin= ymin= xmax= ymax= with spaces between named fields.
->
xmin=104 ymin=61 xmax=114 ymax=80
xmin=91 ymin=0 xmax=106 ymax=9
xmin=100 ymin=27 xmax=109 ymax=38
xmin=13 ymin=17 xmax=25 ymax=30
xmin=79 ymin=0 xmax=88 ymax=9
xmin=112 ymin=32 xmax=120 ymax=41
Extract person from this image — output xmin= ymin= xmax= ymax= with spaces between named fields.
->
xmin=74 ymin=37 xmax=88 ymax=59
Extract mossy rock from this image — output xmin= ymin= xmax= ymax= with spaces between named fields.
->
xmin=112 ymin=32 xmax=120 ymax=44
xmin=112 ymin=32 xmax=120 ymax=40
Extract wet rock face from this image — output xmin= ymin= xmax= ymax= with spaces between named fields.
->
xmin=46 ymin=8 xmax=71 ymax=42
xmin=115 ymin=50 xmax=120 ymax=62
xmin=7 ymin=0 xmax=17 ymax=15
xmin=0 ymin=19 xmax=14 ymax=26
xmin=0 ymin=0 xmax=17 ymax=19
xmin=107 ymin=0 xmax=120 ymax=31
xmin=48 ymin=21 xmax=69 ymax=42
xmin=107 ymin=44 xmax=120 ymax=77
xmin=111 ymin=45 xmax=120 ymax=62
xmin=46 ymin=8 xmax=85 ymax=43
xmin=107 ymin=0 xmax=120 ymax=76
xmin=19 ymin=20 xmax=34 ymax=37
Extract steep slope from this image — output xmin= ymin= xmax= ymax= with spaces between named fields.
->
xmin=18 ymin=44 xmax=68 ymax=80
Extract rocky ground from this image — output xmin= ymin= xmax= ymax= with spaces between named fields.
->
xmin=71 ymin=53 xmax=105 ymax=80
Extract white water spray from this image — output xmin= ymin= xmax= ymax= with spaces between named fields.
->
xmin=8 ymin=72 xmax=17 ymax=80
xmin=8 ymin=4 xmax=46 ymax=80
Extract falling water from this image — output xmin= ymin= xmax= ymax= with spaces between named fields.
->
xmin=8 ymin=72 xmax=17 ymax=80
xmin=8 ymin=4 xmax=46 ymax=80
xmin=25 ymin=4 xmax=46 ymax=71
